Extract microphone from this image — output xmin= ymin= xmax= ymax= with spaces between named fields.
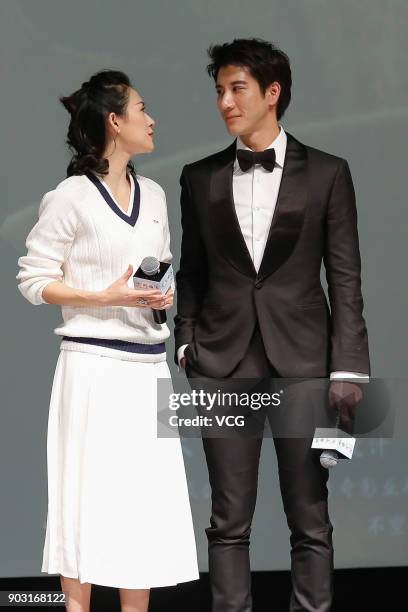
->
xmin=313 ymin=411 xmax=355 ymax=468
xmin=140 ymin=256 xmax=167 ymax=324
xmin=319 ymin=411 xmax=340 ymax=468
xmin=319 ymin=409 xmax=350 ymax=469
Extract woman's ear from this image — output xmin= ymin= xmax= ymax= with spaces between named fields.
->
xmin=106 ymin=112 xmax=119 ymax=136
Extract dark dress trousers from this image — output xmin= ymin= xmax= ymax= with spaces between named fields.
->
xmin=174 ymin=133 xmax=370 ymax=612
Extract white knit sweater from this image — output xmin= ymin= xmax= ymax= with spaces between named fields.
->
xmin=17 ymin=173 xmax=172 ymax=348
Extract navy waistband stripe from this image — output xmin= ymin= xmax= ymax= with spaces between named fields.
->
xmin=62 ymin=336 xmax=166 ymax=354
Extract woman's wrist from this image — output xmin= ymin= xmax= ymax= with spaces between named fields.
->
xmin=42 ymin=281 xmax=110 ymax=307
xmin=80 ymin=288 xmax=108 ymax=306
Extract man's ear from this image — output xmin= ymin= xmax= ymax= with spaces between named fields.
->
xmin=266 ymin=81 xmax=281 ymax=110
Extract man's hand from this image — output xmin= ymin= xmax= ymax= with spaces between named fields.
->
xmin=328 ymin=381 xmax=363 ymax=432
xmin=180 ymin=356 xmax=187 ymax=370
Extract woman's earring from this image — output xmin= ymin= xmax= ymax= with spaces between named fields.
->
xmin=106 ymin=136 xmax=117 ymax=158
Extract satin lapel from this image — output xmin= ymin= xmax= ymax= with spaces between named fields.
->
xmin=209 ymin=142 xmax=257 ymax=278
xmin=257 ymin=133 xmax=308 ymax=282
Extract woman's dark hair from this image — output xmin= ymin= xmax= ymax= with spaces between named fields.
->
xmin=207 ymin=38 xmax=292 ymax=120
xmin=60 ymin=69 xmax=135 ymax=177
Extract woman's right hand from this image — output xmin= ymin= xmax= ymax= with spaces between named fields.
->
xmin=100 ymin=265 xmax=166 ymax=308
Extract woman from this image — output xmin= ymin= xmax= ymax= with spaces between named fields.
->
xmin=17 ymin=70 xmax=198 ymax=612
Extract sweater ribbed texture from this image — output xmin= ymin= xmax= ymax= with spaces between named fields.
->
xmin=17 ymin=174 xmax=172 ymax=359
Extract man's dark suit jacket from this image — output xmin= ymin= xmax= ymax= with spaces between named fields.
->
xmin=174 ymin=132 xmax=370 ymax=379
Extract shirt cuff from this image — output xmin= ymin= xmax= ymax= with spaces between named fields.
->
xmin=330 ymin=371 xmax=370 ymax=382
xmin=177 ymin=344 xmax=188 ymax=369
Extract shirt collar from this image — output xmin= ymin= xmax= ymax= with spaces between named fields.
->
xmin=235 ymin=125 xmax=287 ymax=170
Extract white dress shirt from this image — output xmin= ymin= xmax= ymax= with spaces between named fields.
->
xmin=233 ymin=129 xmax=287 ymax=272
xmin=178 ymin=127 xmax=368 ymax=380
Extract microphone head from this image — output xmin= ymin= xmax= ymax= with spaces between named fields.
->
xmin=141 ymin=256 xmax=160 ymax=276
xmin=320 ymin=450 xmax=339 ymax=469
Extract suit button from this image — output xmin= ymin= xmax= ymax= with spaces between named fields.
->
xmin=255 ymin=281 xmax=263 ymax=289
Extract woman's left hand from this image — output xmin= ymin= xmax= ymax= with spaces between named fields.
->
xmin=160 ymin=287 xmax=174 ymax=310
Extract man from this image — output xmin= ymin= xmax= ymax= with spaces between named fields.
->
xmin=174 ymin=38 xmax=369 ymax=612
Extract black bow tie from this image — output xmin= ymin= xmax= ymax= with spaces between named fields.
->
xmin=237 ymin=148 xmax=276 ymax=172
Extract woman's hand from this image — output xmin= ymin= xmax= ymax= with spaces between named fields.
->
xmin=42 ymin=265 xmax=173 ymax=309
xmin=161 ymin=287 xmax=174 ymax=310
xmin=101 ymin=265 xmax=166 ymax=308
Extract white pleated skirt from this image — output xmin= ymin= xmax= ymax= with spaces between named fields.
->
xmin=41 ymin=346 xmax=199 ymax=589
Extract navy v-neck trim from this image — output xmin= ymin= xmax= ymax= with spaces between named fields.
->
xmin=86 ymin=172 xmax=140 ymax=227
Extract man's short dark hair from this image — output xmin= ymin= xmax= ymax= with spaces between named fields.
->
xmin=207 ymin=38 xmax=292 ymax=120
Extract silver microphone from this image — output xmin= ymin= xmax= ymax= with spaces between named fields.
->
xmin=140 ymin=256 xmax=160 ymax=276
xmin=320 ymin=449 xmax=339 ymax=469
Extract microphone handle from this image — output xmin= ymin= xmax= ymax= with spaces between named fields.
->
xmin=153 ymin=309 xmax=167 ymax=324
xmin=320 ymin=410 xmax=341 ymax=468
